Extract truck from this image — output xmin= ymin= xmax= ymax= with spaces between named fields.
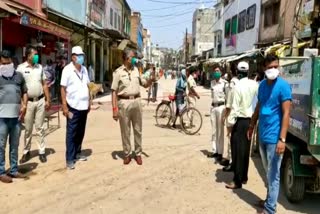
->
xmin=275 ymin=56 xmax=320 ymax=203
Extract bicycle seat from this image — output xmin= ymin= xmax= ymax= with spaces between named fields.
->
xmin=168 ymin=95 xmax=176 ymax=101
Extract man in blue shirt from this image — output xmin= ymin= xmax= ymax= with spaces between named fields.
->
xmin=248 ymin=54 xmax=292 ymax=214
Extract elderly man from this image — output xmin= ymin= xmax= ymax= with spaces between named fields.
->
xmin=226 ymin=61 xmax=258 ymax=189
xmin=112 ymin=48 xmax=155 ymax=165
xmin=18 ymin=46 xmax=50 ymax=164
xmin=60 ymin=46 xmax=91 ymax=170
xmin=0 ymin=50 xmax=28 ymax=183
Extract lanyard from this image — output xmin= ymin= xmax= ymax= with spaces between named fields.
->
xmin=74 ymin=70 xmax=83 ymax=81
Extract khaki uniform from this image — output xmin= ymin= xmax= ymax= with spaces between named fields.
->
xmin=210 ymin=78 xmax=227 ymax=156
xmin=187 ymin=75 xmax=197 ymax=108
xmin=17 ymin=62 xmax=47 ymax=155
xmin=111 ymin=65 xmax=147 ymax=157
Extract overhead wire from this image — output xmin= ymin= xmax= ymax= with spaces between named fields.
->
xmin=145 ymin=0 xmax=214 ymax=4
xmin=142 ymin=7 xmax=195 ymax=18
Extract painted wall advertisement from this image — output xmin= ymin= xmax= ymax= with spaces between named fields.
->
xmin=281 ymin=58 xmax=312 ymax=142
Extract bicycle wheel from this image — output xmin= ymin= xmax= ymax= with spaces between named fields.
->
xmin=155 ymin=102 xmax=172 ymax=126
xmin=180 ymin=107 xmax=203 ymax=135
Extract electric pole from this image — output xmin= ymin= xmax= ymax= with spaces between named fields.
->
xmin=185 ymin=28 xmax=188 ymax=65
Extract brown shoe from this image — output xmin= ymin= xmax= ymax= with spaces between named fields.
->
xmin=225 ymin=182 xmax=241 ymax=189
xmin=8 ymin=172 xmax=28 ymax=179
xmin=0 ymin=174 xmax=13 ymax=183
xmin=134 ymin=156 xmax=143 ymax=165
xmin=123 ymin=156 xmax=131 ymax=165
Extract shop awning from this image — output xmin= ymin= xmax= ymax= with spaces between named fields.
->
xmin=105 ymin=29 xmax=124 ymax=40
xmin=226 ymin=49 xmax=262 ymax=62
xmin=0 ymin=1 xmax=19 ymax=16
xmin=265 ymin=44 xmax=283 ymax=55
xmin=205 ymin=55 xmax=237 ymax=64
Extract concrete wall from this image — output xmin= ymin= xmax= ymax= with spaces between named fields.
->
xmin=259 ymin=0 xmax=298 ymax=43
xmin=192 ymin=8 xmax=215 ymax=55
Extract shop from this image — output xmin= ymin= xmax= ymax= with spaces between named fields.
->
xmin=2 ymin=12 xmax=72 ymax=66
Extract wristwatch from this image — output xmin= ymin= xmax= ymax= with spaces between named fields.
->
xmin=279 ymin=138 xmax=286 ymax=143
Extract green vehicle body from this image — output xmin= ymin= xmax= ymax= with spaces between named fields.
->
xmin=277 ymin=57 xmax=320 ymax=202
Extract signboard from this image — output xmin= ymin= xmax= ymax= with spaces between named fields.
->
xmin=20 ymin=13 xmax=72 ymax=39
xmin=45 ymin=0 xmax=87 ymax=25
xmin=298 ymin=0 xmax=315 ymax=38
xmin=281 ymin=58 xmax=312 ymax=142
xmin=90 ymin=0 xmax=106 ymax=28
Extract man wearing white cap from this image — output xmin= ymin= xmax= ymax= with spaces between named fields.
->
xmin=60 ymin=46 xmax=91 ymax=170
xmin=225 ymin=61 xmax=258 ymax=189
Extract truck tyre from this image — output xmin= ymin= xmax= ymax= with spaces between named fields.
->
xmin=283 ymin=156 xmax=305 ymax=203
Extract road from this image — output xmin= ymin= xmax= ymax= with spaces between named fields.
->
xmin=1 ymin=78 xmax=319 ymax=214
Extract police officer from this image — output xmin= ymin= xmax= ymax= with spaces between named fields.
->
xmin=18 ymin=46 xmax=50 ymax=163
xmin=208 ymin=64 xmax=227 ymax=162
xmin=111 ymin=48 xmax=155 ymax=165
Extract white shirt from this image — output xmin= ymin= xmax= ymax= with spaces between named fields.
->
xmin=187 ymin=75 xmax=197 ymax=96
xmin=211 ymin=78 xmax=227 ymax=104
xmin=17 ymin=62 xmax=46 ymax=98
xmin=60 ymin=62 xmax=90 ymax=110
xmin=225 ymin=77 xmax=240 ymax=108
xmin=227 ymin=77 xmax=258 ymax=127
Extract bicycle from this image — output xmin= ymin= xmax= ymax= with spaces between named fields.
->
xmin=155 ymin=94 xmax=203 ymax=135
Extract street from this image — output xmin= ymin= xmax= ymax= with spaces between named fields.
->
xmin=0 ymin=78 xmax=319 ymax=214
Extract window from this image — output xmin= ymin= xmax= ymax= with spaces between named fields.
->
xmin=231 ymin=15 xmax=238 ymax=35
xmin=246 ymin=4 xmax=256 ymax=29
xmin=238 ymin=9 xmax=246 ymax=33
xmin=264 ymin=2 xmax=280 ymax=27
xmin=214 ymin=35 xmax=217 ymax=48
xmin=110 ymin=8 xmax=113 ymax=26
xmin=224 ymin=19 xmax=231 ymax=38
xmin=218 ymin=10 xmax=221 ymax=19
xmin=114 ymin=12 xmax=117 ymax=29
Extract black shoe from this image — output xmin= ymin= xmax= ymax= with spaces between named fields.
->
xmin=216 ymin=154 xmax=223 ymax=162
xmin=20 ymin=152 xmax=31 ymax=164
xmin=220 ymin=158 xmax=230 ymax=166
xmin=223 ymin=164 xmax=233 ymax=172
xmin=39 ymin=154 xmax=47 ymax=163
xmin=207 ymin=152 xmax=218 ymax=158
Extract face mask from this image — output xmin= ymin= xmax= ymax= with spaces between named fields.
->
xmin=265 ymin=68 xmax=280 ymax=80
xmin=131 ymin=57 xmax=139 ymax=65
xmin=213 ymin=72 xmax=221 ymax=79
xmin=32 ymin=54 xmax=39 ymax=65
xmin=0 ymin=63 xmax=15 ymax=78
xmin=76 ymin=55 xmax=84 ymax=65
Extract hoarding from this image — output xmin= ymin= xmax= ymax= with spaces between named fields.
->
xmin=45 ymin=0 xmax=87 ymax=25
xmin=281 ymin=58 xmax=312 ymax=142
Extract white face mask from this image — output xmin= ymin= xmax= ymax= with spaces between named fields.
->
xmin=0 ymin=63 xmax=15 ymax=78
xmin=265 ymin=68 xmax=279 ymax=80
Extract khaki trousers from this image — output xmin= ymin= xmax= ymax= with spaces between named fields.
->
xmin=187 ymin=96 xmax=197 ymax=108
xmin=23 ymin=98 xmax=46 ymax=154
xmin=118 ymin=98 xmax=142 ymax=157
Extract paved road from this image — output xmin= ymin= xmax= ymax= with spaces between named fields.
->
xmin=1 ymin=78 xmax=319 ymax=214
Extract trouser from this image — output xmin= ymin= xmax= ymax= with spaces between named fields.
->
xmin=232 ymin=118 xmax=251 ymax=187
xmin=210 ymin=105 xmax=225 ymax=155
xmin=66 ymin=105 xmax=88 ymax=163
xmin=0 ymin=118 xmax=21 ymax=175
xmin=23 ymin=98 xmax=46 ymax=155
xmin=260 ymin=142 xmax=283 ymax=214
xmin=152 ymin=82 xmax=158 ymax=100
xmin=226 ymin=132 xmax=232 ymax=161
xmin=118 ymin=98 xmax=143 ymax=157
xmin=187 ymin=96 xmax=196 ymax=108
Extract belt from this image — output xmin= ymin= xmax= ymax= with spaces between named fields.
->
xmin=212 ymin=102 xmax=225 ymax=107
xmin=237 ymin=117 xmax=251 ymax=120
xmin=118 ymin=94 xmax=140 ymax=100
xmin=28 ymin=94 xmax=44 ymax=102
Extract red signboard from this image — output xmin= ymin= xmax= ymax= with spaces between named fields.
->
xmin=12 ymin=0 xmax=38 ymax=9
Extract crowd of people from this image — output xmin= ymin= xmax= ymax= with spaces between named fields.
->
xmin=0 ymin=45 xmax=291 ymax=213
xmin=205 ymin=55 xmax=291 ymax=214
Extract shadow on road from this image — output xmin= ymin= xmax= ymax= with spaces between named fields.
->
xmin=18 ymin=162 xmax=39 ymax=177
xmin=214 ymin=168 xmax=233 ymax=184
xmin=22 ymin=148 xmax=56 ymax=162
xmin=111 ymin=151 xmax=150 ymax=160
xmin=81 ymin=148 xmax=93 ymax=157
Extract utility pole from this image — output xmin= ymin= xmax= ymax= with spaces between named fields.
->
xmin=185 ymin=28 xmax=188 ymax=65
xmin=292 ymin=0 xmax=303 ymax=56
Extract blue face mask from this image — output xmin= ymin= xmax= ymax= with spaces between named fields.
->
xmin=76 ymin=55 xmax=84 ymax=65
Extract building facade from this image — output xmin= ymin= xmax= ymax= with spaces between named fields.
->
xmin=222 ymin=0 xmax=261 ymax=56
xmin=143 ymin=28 xmax=151 ymax=62
xmin=192 ymin=7 xmax=215 ymax=56
xmin=130 ymin=11 xmax=143 ymax=52
xmin=213 ymin=0 xmax=224 ymax=57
